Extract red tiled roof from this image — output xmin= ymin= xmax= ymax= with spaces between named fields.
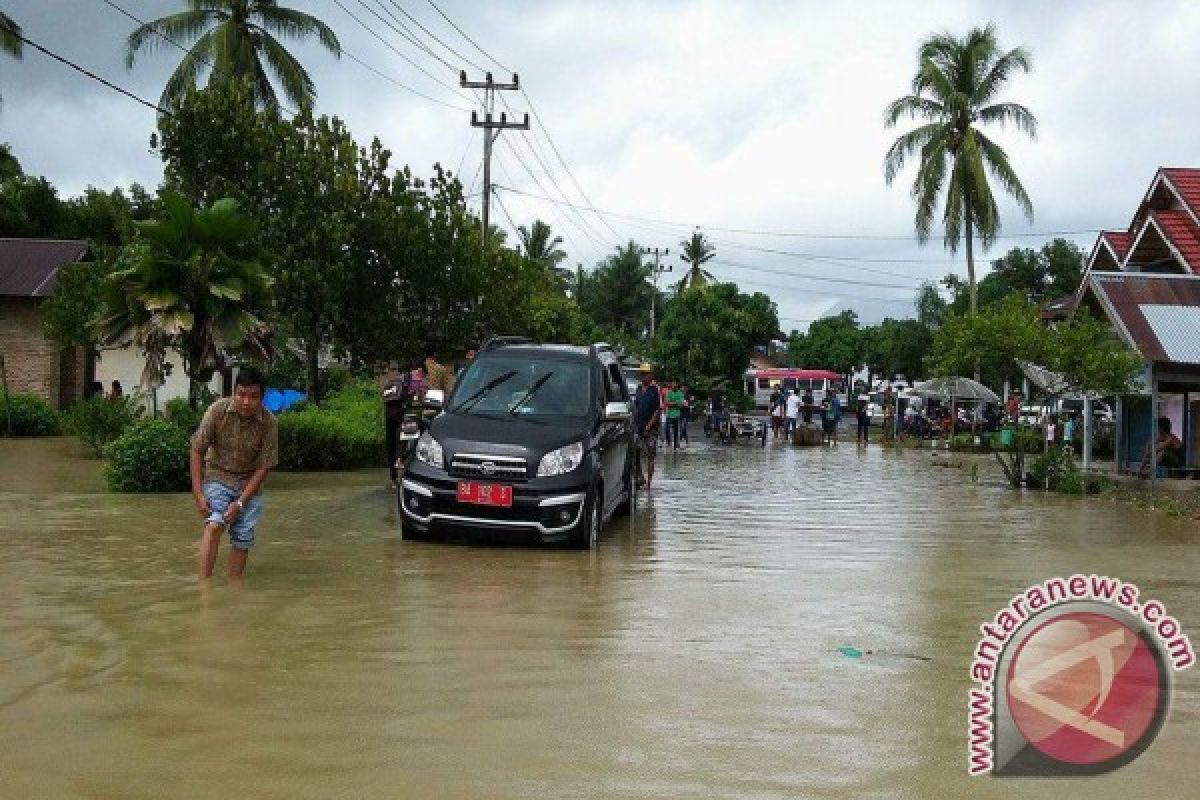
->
xmin=1100 ymin=230 xmax=1132 ymax=260
xmin=1148 ymin=209 xmax=1200 ymax=273
xmin=1162 ymin=168 xmax=1200 ymax=220
xmin=1088 ymin=273 xmax=1200 ymax=363
xmin=0 ymin=238 xmax=89 ymax=297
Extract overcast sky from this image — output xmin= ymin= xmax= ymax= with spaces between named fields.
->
xmin=4 ymin=0 xmax=1200 ymax=331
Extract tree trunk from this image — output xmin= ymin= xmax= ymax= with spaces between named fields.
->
xmin=964 ymin=213 xmax=980 ymax=382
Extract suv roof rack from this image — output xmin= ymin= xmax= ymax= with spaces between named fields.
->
xmin=480 ymin=336 xmax=533 ymax=352
xmin=590 ymin=342 xmax=615 ymax=357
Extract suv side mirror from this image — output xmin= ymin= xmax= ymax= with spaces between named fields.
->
xmin=604 ymin=401 xmax=631 ymax=421
xmin=424 ymin=389 xmax=445 ymax=410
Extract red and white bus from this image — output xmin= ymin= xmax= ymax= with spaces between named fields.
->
xmin=743 ymin=368 xmax=844 ymax=410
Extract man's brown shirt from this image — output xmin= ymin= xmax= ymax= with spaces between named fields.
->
xmin=190 ymin=398 xmax=279 ymax=489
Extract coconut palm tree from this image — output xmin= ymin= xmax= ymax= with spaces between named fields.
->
xmin=678 ymin=230 xmax=716 ymax=290
xmin=883 ymin=24 xmax=1036 ymax=316
xmin=96 ymin=192 xmax=273 ymax=407
xmin=0 ymin=11 xmax=22 ymax=110
xmin=125 ymin=0 xmax=341 ymax=110
xmin=518 ymin=219 xmax=567 ymax=269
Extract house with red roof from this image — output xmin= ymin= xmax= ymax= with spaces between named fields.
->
xmin=1075 ymin=168 xmax=1200 ymax=478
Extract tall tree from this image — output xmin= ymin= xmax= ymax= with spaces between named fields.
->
xmin=0 ymin=144 xmax=20 ymax=181
xmin=0 ymin=11 xmax=20 ymax=111
xmin=518 ymin=219 xmax=566 ymax=269
xmin=678 ymin=230 xmax=716 ymax=290
xmin=96 ymin=192 xmax=272 ymax=407
xmin=125 ymin=0 xmax=341 ymax=110
xmin=578 ymin=241 xmax=654 ymax=336
xmin=883 ymin=24 xmax=1037 ymax=316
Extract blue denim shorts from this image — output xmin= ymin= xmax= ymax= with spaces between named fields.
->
xmin=203 ymin=480 xmax=264 ymax=551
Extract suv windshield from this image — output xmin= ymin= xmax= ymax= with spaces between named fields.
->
xmin=451 ymin=355 xmax=593 ymax=421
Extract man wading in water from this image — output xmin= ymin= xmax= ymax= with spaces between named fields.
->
xmin=190 ymin=367 xmax=279 ymax=580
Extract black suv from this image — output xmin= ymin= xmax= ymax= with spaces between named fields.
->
xmin=399 ymin=341 xmax=636 ymax=548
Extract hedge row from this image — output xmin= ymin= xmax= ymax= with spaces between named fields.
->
xmin=0 ymin=391 xmax=61 ymax=437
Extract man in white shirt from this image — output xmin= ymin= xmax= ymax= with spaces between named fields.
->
xmin=785 ymin=389 xmax=802 ymax=435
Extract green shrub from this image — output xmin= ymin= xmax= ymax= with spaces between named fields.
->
xmin=163 ymin=396 xmax=207 ymax=435
xmin=63 ymin=394 xmax=143 ymax=456
xmin=103 ymin=419 xmax=191 ymax=492
xmin=0 ymin=391 xmax=61 ymax=436
xmin=277 ymin=380 xmax=383 ymax=471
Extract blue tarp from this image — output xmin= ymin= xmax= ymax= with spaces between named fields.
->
xmin=263 ymin=388 xmax=306 ymax=414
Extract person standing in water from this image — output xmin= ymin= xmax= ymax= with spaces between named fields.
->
xmin=190 ymin=367 xmax=278 ymax=580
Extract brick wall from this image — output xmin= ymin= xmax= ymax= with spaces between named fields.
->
xmin=0 ymin=296 xmax=62 ymax=406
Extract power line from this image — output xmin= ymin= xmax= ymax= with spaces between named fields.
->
xmin=427 ymin=0 xmax=512 ymax=73
xmin=3 ymin=23 xmax=172 ymax=116
xmin=492 ymin=184 xmax=1101 ymax=242
xmin=340 ymin=49 xmax=471 ymax=111
xmin=332 ymin=0 xmax=468 ymax=102
xmin=384 ymin=0 xmax=485 ymax=73
xmin=493 ymin=156 xmax=593 ymax=266
xmin=710 ymin=258 xmax=917 ymax=290
xmin=368 ymin=0 xmax=459 ymax=73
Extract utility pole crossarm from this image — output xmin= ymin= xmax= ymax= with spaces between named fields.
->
xmin=461 ymin=71 xmax=528 ymax=238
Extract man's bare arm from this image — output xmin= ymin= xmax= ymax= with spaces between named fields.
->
xmin=190 ymin=449 xmax=210 ymax=516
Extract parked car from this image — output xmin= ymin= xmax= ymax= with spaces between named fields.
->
xmin=399 ymin=341 xmax=636 ymax=549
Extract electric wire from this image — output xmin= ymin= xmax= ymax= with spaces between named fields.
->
xmin=2 ymin=22 xmax=172 ymax=115
xmin=426 ymin=0 xmax=512 ymax=73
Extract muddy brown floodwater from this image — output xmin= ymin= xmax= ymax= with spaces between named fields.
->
xmin=1 ymin=435 xmax=1197 ymax=798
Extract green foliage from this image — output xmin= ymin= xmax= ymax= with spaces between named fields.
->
xmin=678 ymin=231 xmax=716 ymax=290
xmin=41 ymin=258 xmax=116 ymax=349
xmin=0 ymin=175 xmax=66 ymax=237
xmin=656 ymin=283 xmax=778 ymax=390
xmin=1030 ymin=446 xmax=1078 ymax=487
xmin=277 ymin=381 xmax=384 ymax=471
xmin=927 ymin=295 xmax=1046 ymax=385
xmin=884 ymin=24 xmax=1036 ymax=312
xmin=0 ymin=143 xmax=21 ymax=181
xmin=0 ymin=391 xmax=61 ymax=436
xmin=943 ymin=239 xmax=1086 ymax=314
xmin=96 ymin=191 xmax=272 ymax=407
xmin=63 ymin=394 xmax=144 ymax=457
xmin=577 ymin=241 xmax=655 ymax=337
xmin=862 ymin=317 xmax=932 ymax=381
xmin=1047 ymin=310 xmax=1143 ymax=396
xmin=164 ymin=395 xmax=206 ymax=435
xmin=125 ymin=0 xmax=341 ymax=110
xmin=786 ymin=310 xmax=861 ymax=374
xmin=103 ymin=419 xmax=191 ymax=492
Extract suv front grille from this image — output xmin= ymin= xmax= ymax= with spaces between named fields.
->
xmin=449 ymin=453 xmax=528 ymax=480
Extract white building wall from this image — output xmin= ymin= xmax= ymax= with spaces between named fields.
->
xmin=93 ymin=346 xmax=222 ymax=411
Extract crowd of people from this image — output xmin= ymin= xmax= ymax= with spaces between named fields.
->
xmin=767 ymin=384 xmax=845 ymax=446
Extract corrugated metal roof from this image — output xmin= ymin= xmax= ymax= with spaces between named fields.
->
xmin=1088 ymin=272 xmax=1200 ymax=364
xmin=0 ymin=238 xmax=90 ymax=297
xmin=1139 ymin=304 xmax=1200 ymax=365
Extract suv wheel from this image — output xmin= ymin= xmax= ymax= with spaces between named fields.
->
xmin=570 ymin=491 xmax=601 ymax=550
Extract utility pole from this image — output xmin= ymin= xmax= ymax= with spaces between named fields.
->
xmin=461 ymin=71 xmax=528 ymax=239
xmin=643 ymin=246 xmax=671 ymax=337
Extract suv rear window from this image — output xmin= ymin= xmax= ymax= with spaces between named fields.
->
xmin=451 ymin=355 xmax=593 ymax=421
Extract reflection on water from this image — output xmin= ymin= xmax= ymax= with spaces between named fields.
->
xmin=0 ymin=436 xmax=1196 ymax=798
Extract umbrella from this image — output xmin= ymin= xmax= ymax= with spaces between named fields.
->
xmin=914 ymin=376 xmax=1001 ymax=404
xmin=1017 ymin=359 xmax=1089 ymax=398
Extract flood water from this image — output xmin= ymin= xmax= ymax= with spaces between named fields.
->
xmin=1 ymin=434 xmax=1197 ymax=798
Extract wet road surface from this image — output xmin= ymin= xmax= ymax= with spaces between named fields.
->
xmin=1 ymin=435 xmax=1197 ymax=798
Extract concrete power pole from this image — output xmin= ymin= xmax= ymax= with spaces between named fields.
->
xmin=643 ymin=246 xmax=672 ymax=338
xmin=460 ymin=71 xmax=528 ymax=239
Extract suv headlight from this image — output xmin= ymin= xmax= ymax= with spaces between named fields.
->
xmin=415 ymin=432 xmax=443 ymax=468
xmin=537 ymin=441 xmax=585 ymax=477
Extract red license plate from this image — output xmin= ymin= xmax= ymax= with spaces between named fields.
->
xmin=456 ymin=481 xmax=513 ymax=507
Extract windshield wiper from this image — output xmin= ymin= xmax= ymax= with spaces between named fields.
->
xmin=508 ymin=371 xmax=556 ymax=416
xmin=451 ymin=370 xmax=517 ymax=414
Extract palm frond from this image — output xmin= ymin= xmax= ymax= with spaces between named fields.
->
xmin=972 ymin=45 xmax=1033 ymax=106
xmin=911 ymin=132 xmax=949 ymax=242
xmin=256 ymin=5 xmax=341 ymax=56
xmin=256 ymin=29 xmax=314 ymax=106
xmin=959 ymin=130 xmax=1000 ymax=245
xmin=158 ymin=29 xmax=216 ymax=107
xmin=976 ymin=130 xmax=1034 ymax=222
xmin=884 ymin=122 xmax=942 ymax=185
xmin=977 ymin=101 xmax=1037 ymax=139
xmin=0 ymin=11 xmax=23 ymax=59
xmin=883 ymin=95 xmax=946 ymax=128
xmin=125 ymin=9 xmax=214 ymax=68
